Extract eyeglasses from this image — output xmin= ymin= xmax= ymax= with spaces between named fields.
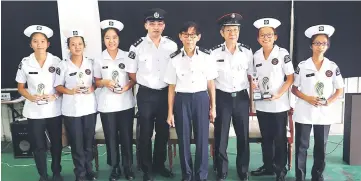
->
xmin=259 ymin=33 xmax=274 ymax=39
xmin=181 ymin=33 xmax=198 ymax=39
xmin=312 ymin=41 xmax=329 ymax=46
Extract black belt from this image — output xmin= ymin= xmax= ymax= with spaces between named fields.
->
xmin=217 ymin=89 xmax=247 ymax=97
xmin=138 ymin=84 xmax=168 ymax=91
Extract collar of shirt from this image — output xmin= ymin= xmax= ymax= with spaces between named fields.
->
xmin=221 ymin=42 xmax=242 ymax=54
xmin=28 ymin=52 xmax=53 ymax=69
xmin=102 ymin=49 xmax=126 ymax=60
xmin=67 ymin=55 xmax=89 ymax=69
xmin=145 ymin=34 xmax=168 ymax=45
xmin=258 ymin=44 xmax=280 ymax=61
xmin=180 ymin=46 xmax=200 ymax=58
xmin=304 ymin=57 xmax=331 ymax=72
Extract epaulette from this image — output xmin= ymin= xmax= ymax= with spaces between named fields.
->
xmin=239 ymin=43 xmax=251 ymax=50
xmin=170 ymin=49 xmax=181 ymax=58
xmin=211 ymin=44 xmax=222 ymax=51
xmin=199 ymin=47 xmax=210 ymax=55
xmin=21 ymin=57 xmax=29 ymax=62
xmin=132 ymin=38 xmax=143 ymax=47
xmin=164 ymin=36 xmax=176 ymax=43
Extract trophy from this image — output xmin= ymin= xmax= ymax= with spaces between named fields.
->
xmin=261 ymin=77 xmax=272 ymax=99
xmin=315 ymin=81 xmax=327 ymax=104
xmin=251 ymin=72 xmax=262 ymax=100
xmin=77 ymin=72 xmax=87 ymax=93
xmin=36 ymin=83 xmax=48 ymax=105
xmin=111 ymin=70 xmax=123 ymax=93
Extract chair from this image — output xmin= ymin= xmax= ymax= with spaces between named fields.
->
xmin=167 ymin=109 xmax=294 ymax=172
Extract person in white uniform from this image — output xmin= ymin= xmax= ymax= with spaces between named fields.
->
xmin=165 ymin=21 xmax=218 ymax=181
xmin=291 ymin=25 xmax=344 ymax=181
xmin=124 ymin=8 xmax=177 ymax=181
xmin=250 ymin=18 xmax=295 ymax=181
xmin=94 ymin=19 xmax=136 ymax=181
xmin=210 ymin=13 xmax=254 ymax=181
xmin=54 ymin=30 xmax=97 ymax=181
xmin=15 ymin=25 xmax=63 ymax=181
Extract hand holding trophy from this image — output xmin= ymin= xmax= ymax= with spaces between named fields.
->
xmin=251 ymin=72 xmax=262 ymax=100
xmin=77 ymin=72 xmax=88 ymax=94
xmin=36 ymin=83 xmax=48 ymax=105
xmin=111 ymin=70 xmax=123 ymax=93
xmin=315 ymin=81 xmax=327 ymax=105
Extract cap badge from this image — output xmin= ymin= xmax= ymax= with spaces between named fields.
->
xmin=319 ymin=26 xmax=324 ymax=31
xmin=109 ymin=21 xmax=114 ymax=26
xmin=154 ymin=12 xmax=159 ymax=18
xmin=36 ymin=26 xmax=42 ymax=30
xmin=231 ymin=13 xmax=235 ymax=18
xmin=264 ymin=20 xmax=269 ymax=25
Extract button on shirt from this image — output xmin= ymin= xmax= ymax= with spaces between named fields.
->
xmin=253 ymin=45 xmax=295 ymax=112
xmin=15 ymin=53 xmax=62 ymax=119
xmin=54 ymin=56 xmax=97 ymax=117
xmin=211 ymin=43 xmax=254 ymax=92
xmin=124 ymin=35 xmax=177 ymax=89
xmin=293 ymin=57 xmax=344 ymax=125
xmin=164 ymin=47 xmax=218 ymax=93
xmin=94 ymin=49 xmax=136 ymax=113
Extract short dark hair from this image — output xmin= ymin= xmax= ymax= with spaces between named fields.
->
xmin=101 ymin=27 xmax=121 ymax=42
xmin=67 ymin=36 xmax=86 ymax=48
xmin=310 ymin=34 xmax=330 ymax=46
xmin=29 ymin=32 xmax=49 ymax=44
xmin=179 ymin=21 xmax=201 ymax=35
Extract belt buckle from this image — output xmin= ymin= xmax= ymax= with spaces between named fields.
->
xmin=231 ymin=92 xmax=237 ymax=97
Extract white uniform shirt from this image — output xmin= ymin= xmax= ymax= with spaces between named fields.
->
xmin=210 ymin=42 xmax=254 ymax=92
xmin=124 ymin=35 xmax=177 ymax=89
xmin=164 ymin=47 xmax=218 ymax=93
xmin=253 ymin=45 xmax=295 ymax=113
xmin=54 ymin=56 xmax=97 ymax=117
xmin=293 ymin=57 xmax=344 ymax=125
xmin=94 ymin=49 xmax=136 ymax=113
xmin=15 ymin=53 xmax=62 ymax=119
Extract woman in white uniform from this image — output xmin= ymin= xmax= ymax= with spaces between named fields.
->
xmin=54 ymin=30 xmax=97 ymax=181
xmin=251 ymin=18 xmax=295 ymax=181
xmin=291 ymin=25 xmax=344 ymax=181
xmin=94 ymin=20 xmax=136 ymax=181
xmin=15 ymin=25 xmax=63 ymax=181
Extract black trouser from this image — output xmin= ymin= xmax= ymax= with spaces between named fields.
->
xmin=214 ymin=89 xmax=250 ymax=176
xmin=63 ymin=113 xmax=97 ymax=178
xmin=174 ymin=91 xmax=209 ymax=181
xmin=295 ymin=122 xmax=330 ymax=180
xmin=28 ymin=116 xmax=63 ymax=178
xmin=100 ymin=108 xmax=134 ymax=169
xmin=256 ymin=110 xmax=288 ymax=175
xmin=136 ymin=85 xmax=169 ymax=173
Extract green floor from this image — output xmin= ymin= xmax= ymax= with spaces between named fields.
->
xmin=1 ymin=136 xmax=360 ymax=181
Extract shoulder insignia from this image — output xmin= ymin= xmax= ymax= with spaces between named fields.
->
xmin=132 ymin=38 xmax=143 ymax=47
xmin=170 ymin=49 xmax=181 ymax=58
xmin=239 ymin=43 xmax=251 ymax=50
xmin=284 ymin=55 xmax=291 ymax=63
xmin=164 ymin=36 xmax=176 ymax=43
xmin=336 ymin=67 xmax=341 ymax=76
xmin=18 ymin=62 xmax=22 ymax=70
xmin=295 ymin=66 xmax=300 ymax=74
xmin=199 ymin=47 xmax=210 ymax=55
xmin=211 ymin=44 xmax=222 ymax=51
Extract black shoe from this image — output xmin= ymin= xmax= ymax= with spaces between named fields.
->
xmin=239 ymin=172 xmax=249 ymax=181
xmin=216 ymin=173 xmax=227 ymax=181
xmin=124 ymin=168 xmax=135 ymax=180
xmin=153 ymin=167 xmax=174 ymax=178
xmin=311 ymin=175 xmax=324 ymax=181
xmin=276 ymin=174 xmax=285 ymax=181
xmin=86 ymin=171 xmax=97 ymax=180
xmin=250 ymin=165 xmax=274 ymax=176
xmin=143 ymin=173 xmax=153 ymax=181
xmin=39 ymin=175 xmax=49 ymax=181
xmin=109 ymin=167 xmax=121 ymax=181
xmin=75 ymin=176 xmax=86 ymax=181
xmin=52 ymin=174 xmax=63 ymax=181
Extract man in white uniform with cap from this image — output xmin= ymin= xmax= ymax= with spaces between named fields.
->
xmin=251 ymin=18 xmax=294 ymax=181
xmin=292 ymin=24 xmax=344 ymax=181
xmin=16 ymin=25 xmax=63 ymax=181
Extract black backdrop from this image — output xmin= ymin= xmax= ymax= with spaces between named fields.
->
xmin=293 ymin=1 xmax=361 ymax=78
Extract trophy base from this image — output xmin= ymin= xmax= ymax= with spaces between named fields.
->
xmin=318 ymin=98 xmax=327 ymax=105
xmin=37 ymin=100 xmax=48 ymax=105
xmin=79 ymin=87 xmax=88 ymax=93
xmin=113 ymin=87 xmax=123 ymax=93
xmin=263 ymin=93 xmax=272 ymax=99
xmin=253 ymin=92 xmax=262 ymax=101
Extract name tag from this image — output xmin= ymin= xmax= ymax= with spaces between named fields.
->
xmin=102 ymin=66 xmax=108 ymax=69
xmin=217 ymin=59 xmax=224 ymax=62
xmin=69 ymin=72 xmax=77 ymax=76
xmin=306 ymin=73 xmax=315 ymax=77
xmin=29 ymin=72 xmax=38 ymax=74
xmin=256 ymin=63 xmax=262 ymax=67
